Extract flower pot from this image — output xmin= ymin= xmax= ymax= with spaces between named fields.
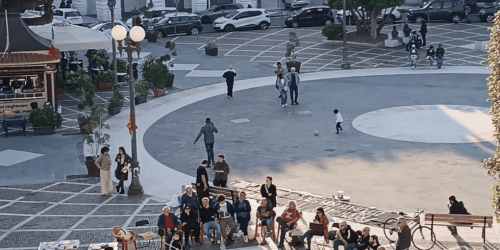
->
xmin=85 ymin=156 xmax=100 ymax=177
xmin=285 ymin=61 xmax=302 ymax=73
xmin=147 ymin=31 xmax=158 ymax=42
xmin=56 ymin=88 xmax=66 ymax=94
xmin=33 ymin=126 xmax=55 ymax=135
xmin=99 ymin=81 xmax=113 ymax=90
xmin=205 ymin=47 xmax=218 ymax=56
xmin=107 ymin=106 xmax=121 ymax=116
xmin=167 ymin=74 xmax=175 ymax=88
xmin=135 ymin=96 xmax=148 ymax=105
xmin=117 ymin=74 xmax=126 ymax=82
xmin=153 ymin=88 xmax=166 ymax=97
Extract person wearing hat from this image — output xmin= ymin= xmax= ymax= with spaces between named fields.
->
xmin=223 ymin=65 xmax=237 ymax=99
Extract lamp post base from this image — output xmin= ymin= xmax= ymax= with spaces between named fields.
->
xmin=341 ymin=63 xmax=351 ymax=69
xmin=127 ymin=161 xmax=144 ymax=196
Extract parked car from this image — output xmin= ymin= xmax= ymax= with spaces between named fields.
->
xmin=407 ymin=0 xmax=467 ymax=22
xmin=213 ymin=8 xmax=271 ymax=32
xmin=152 ymin=12 xmax=203 ymax=38
xmin=196 ymin=3 xmax=244 ymax=24
xmin=88 ymin=21 xmax=130 ymax=35
xmin=24 ymin=5 xmax=55 ymax=16
xmin=336 ymin=6 xmax=402 ymax=25
xmin=285 ymin=6 xmax=334 ymax=28
xmin=53 ymin=8 xmax=83 ymax=25
xmin=125 ymin=7 xmax=177 ymax=28
xmin=282 ymin=0 xmax=310 ymax=9
xmin=478 ymin=1 xmax=500 ymax=21
xmin=460 ymin=0 xmax=496 ymax=12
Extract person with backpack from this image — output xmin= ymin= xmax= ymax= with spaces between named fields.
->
xmin=426 ymin=45 xmax=436 ymax=66
xmin=447 ymin=195 xmax=470 ymax=235
xmin=409 ymin=44 xmax=418 ymax=69
xmin=436 ymin=43 xmax=445 ymax=69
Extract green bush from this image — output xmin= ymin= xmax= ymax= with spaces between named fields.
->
xmin=142 ymin=56 xmax=170 ymax=90
xmin=322 ymin=23 xmax=343 ymax=40
xmin=108 ymin=89 xmax=124 ymax=108
xmin=115 ymin=59 xmax=127 ymax=73
xmin=135 ymin=81 xmax=149 ymax=97
xmin=29 ymin=108 xmax=63 ymax=127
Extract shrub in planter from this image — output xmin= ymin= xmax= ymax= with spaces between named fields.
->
xmin=135 ymin=81 xmax=149 ymax=105
xmin=205 ymin=37 xmax=218 ymax=56
xmin=142 ymin=55 xmax=170 ymax=97
xmin=107 ymin=89 xmax=124 ymax=116
xmin=29 ymin=107 xmax=63 ymax=135
xmin=113 ymin=59 xmax=128 ymax=82
xmin=55 ymin=73 xmax=66 ymax=94
xmin=72 ymin=69 xmax=105 ymax=134
xmin=285 ymin=31 xmax=301 ymax=73
xmin=84 ymin=126 xmax=110 ymax=177
xmin=322 ymin=23 xmax=343 ymax=40
xmin=95 ymin=71 xmax=114 ymax=90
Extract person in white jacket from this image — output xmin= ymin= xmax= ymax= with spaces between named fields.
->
xmin=333 ymin=109 xmax=343 ymax=134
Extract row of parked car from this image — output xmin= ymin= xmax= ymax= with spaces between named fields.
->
xmin=406 ymin=0 xmax=500 ymax=23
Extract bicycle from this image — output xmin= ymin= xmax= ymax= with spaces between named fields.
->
xmin=383 ymin=208 xmax=436 ymax=250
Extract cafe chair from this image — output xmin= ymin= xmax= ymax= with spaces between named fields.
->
xmin=135 ymin=220 xmax=157 ymax=249
xmin=111 ymin=226 xmax=137 ymax=250
xmin=254 ymin=216 xmax=276 ymax=243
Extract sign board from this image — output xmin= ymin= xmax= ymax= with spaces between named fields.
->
xmin=0 ymin=100 xmax=45 ymax=117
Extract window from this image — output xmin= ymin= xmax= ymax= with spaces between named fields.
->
xmin=430 ymin=2 xmax=442 ymax=8
xmin=226 ymin=4 xmax=240 ymax=10
xmin=101 ymin=23 xmax=113 ymax=30
xmin=248 ymin=11 xmax=262 ymax=17
xmin=54 ymin=10 xmax=63 ymax=16
xmin=65 ymin=11 xmax=81 ymax=17
xmin=179 ymin=16 xmax=190 ymax=22
xmin=314 ymin=8 xmax=330 ymax=14
xmin=189 ymin=16 xmax=198 ymax=20
xmin=442 ymin=1 xmax=453 ymax=8
xmin=302 ymin=9 xmax=312 ymax=16
xmin=234 ymin=12 xmax=249 ymax=19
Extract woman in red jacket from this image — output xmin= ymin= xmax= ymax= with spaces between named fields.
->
xmin=298 ymin=207 xmax=329 ymax=250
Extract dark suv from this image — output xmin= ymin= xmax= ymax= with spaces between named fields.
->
xmin=407 ymin=0 xmax=467 ymax=23
xmin=464 ymin=0 xmax=497 ymax=12
xmin=152 ymin=12 xmax=203 ymax=38
xmin=285 ymin=6 xmax=334 ymax=28
xmin=195 ymin=3 xmax=244 ymax=23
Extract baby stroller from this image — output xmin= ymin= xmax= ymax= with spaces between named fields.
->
xmin=406 ymin=31 xmax=422 ymax=51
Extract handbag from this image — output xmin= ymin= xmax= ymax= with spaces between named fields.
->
xmin=309 ymin=223 xmax=323 ymax=234
xmin=283 ymin=85 xmax=288 ymax=92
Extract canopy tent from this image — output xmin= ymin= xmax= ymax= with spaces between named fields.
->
xmin=29 ymin=22 xmax=112 ymax=52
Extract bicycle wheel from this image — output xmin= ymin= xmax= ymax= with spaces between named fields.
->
xmin=411 ymin=226 xmax=436 ymax=250
xmin=383 ymin=218 xmax=399 ymax=243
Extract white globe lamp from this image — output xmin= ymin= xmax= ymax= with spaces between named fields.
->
xmin=111 ymin=25 xmax=127 ymax=41
xmin=130 ymin=26 xmax=146 ymax=42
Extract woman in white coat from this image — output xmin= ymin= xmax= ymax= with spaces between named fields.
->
xmin=277 ymin=73 xmax=288 ymax=107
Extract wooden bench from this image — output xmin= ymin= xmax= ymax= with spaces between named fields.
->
xmin=425 ymin=213 xmax=493 ymax=243
xmin=191 ymin=183 xmax=238 ymax=201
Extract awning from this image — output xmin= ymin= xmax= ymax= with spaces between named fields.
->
xmin=29 ymin=22 xmax=112 ymax=52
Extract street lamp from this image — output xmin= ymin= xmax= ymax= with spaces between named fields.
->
xmin=340 ymin=0 xmax=350 ymax=69
xmin=107 ymin=0 xmax=118 ymax=86
xmin=111 ymin=25 xmax=146 ymax=196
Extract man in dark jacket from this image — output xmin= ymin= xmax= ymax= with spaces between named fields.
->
xmin=213 ymin=194 xmax=237 ymax=244
xmin=396 ymin=217 xmax=411 ymax=250
xmin=403 ymin=23 xmax=412 ymax=37
xmin=180 ymin=186 xmax=199 ymax=216
xmin=447 ymin=195 xmax=470 ymax=235
xmin=420 ymin=20 xmax=427 ymax=47
xmin=200 ymin=197 xmax=221 ymax=245
xmin=356 ymin=227 xmax=371 ymax=250
xmin=157 ymin=206 xmax=181 ymax=244
xmin=333 ymin=221 xmax=358 ymax=250
xmin=196 ymin=160 xmax=210 ymax=205
xmin=436 ymin=43 xmax=445 ymax=69
xmin=194 ymin=118 xmax=219 ymax=166
xmin=213 ymin=154 xmax=229 ymax=187
xmin=222 ymin=65 xmax=237 ymax=99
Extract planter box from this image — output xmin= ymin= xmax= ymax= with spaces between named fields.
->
xmin=107 ymin=106 xmax=121 ymax=116
xmin=135 ymin=96 xmax=148 ymax=105
xmin=117 ymin=73 xmax=126 ymax=82
xmin=147 ymin=31 xmax=158 ymax=42
xmin=167 ymin=74 xmax=175 ymax=88
xmin=85 ymin=156 xmax=100 ymax=177
xmin=56 ymin=88 xmax=66 ymax=94
xmin=78 ymin=121 xmax=92 ymax=134
xmin=285 ymin=61 xmax=302 ymax=73
xmin=205 ymin=47 xmax=218 ymax=56
xmin=33 ymin=126 xmax=55 ymax=135
xmin=154 ymin=88 xmax=166 ymax=97
xmin=99 ymin=81 xmax=113 ymax=90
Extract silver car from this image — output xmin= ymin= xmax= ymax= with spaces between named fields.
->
xmin=282 ymin=0 xmax=310 ymax=9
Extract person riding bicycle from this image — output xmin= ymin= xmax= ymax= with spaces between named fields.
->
xmin=396 ymin=217 xmax=411 ymax=250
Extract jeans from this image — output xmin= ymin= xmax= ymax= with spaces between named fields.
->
xmin=299 ymin=229 xmax=323 ymax=250
xmin=393 ymin=36 xmax=404 ymax=44
xmin=437 ymin=57 xmax=443 ymax=67
xmin=290 ymin=84 xmax=298 ymax=103
xmin=276 ymin=217 xmax=293 ymax=246
xmin=280 ymin=89 xmax=287 ymax=105
xmin=333 ymin=239 xmax=356 ymax=250
xmin=236 ymin=213 xmax=251 ymax=235
xmin=266 ymin=198 xmax=274 ymax=210
xmin=427 ymin=56 xmax=435 ymax=66
xmin=260 ymin=217 xmax=273 ymax=231
xmin=205 ymin=143 xmax=215 ymax=163
xmin=227 ymin=81 xmax=233 ymax=97
xmin=203 ymin=221 xmax=221 ymax=242
xmin=336 ymin=122 xmax=342 ymax=133
xmin=410 ymin=55 xmax=418 ymax=68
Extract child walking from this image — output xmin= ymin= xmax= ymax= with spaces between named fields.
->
xmin=333 ymin=109 xmax=343 ymax=134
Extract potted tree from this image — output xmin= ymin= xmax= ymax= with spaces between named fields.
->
xmin=29 ymin=107 xmax=63 ymax=135
xmin=142 ymin=55 xmax=170 ymax=97
xmin=95 ymin=71 xmax=114 ymax=90
xmin=285 ymin=31 xmax=301 ymax=73
xmin=107 ymin=89 xmax=124 ymax=116
xmin=83 ymin=123 xmax=110 ymax=177
xmin=135 ymin=81 xmax=149 ymax=105
xmin=205 ymin=37 xmax=218 ymax=56
xmin=72 ymin=68 xmax=105 ymax=134
xmin=55 ymin=74 xmax=66 ymax=94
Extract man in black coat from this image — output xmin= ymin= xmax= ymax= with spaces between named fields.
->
xmin=222 ymin=65 xmax=237 ymax=99
xmin=447 ymin=195 xmax=470 ymax=235
xmin=420 ymin=20 xmax=427 ymax=47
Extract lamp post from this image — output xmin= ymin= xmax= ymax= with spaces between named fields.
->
xmin=111 ymin=25 xmax=146 ymax=196
xmin=107 ymin=0 xmax=118 ymax=86
xmin=340 ymin=0 xmax=350 ymax=69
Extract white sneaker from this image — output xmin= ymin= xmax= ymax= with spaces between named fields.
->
xmin=282 ymin=105 xmax=285 ymax=108
xmin=244 ymin=236 xmax=248 ymax=243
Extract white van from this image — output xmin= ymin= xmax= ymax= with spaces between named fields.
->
xmin=53 ymin=8 xmax=83 ymax=25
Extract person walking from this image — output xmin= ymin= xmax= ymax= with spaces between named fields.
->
xmin=436 ymin=43 xmax=445 ymax=69
xmin=274 ymin=62 xmax=286 ymax=98
xmin=426 ymin=45 xmax=435 ymax=66
xmin=333 ymin=109 xmax=343 ymax=134
xmin=277 ymin=73 xmax=288 ymax=108
xmin=194 ymin=118 xmax=218 ymax=166
xmin=409 ymin=44 xmax=418 ymax=69
xmin=196 ymin=160 xmax=210 ymax=205
xmin=95 ymin=147 xmax=113 ymax=196
xmin=420 ymin=20 xmax=427 ymax=47
xmin=114 ymin=147 xmax=131 ymax=194
xmin=284 ymin=67 xmax=300 ymax=105
xmin=223 ymin=65 xmax=237 ymax=99
xmin=447 ymin=195 xmax=470 ymax=235
xmin=213 ymin=154 xmax=230 ymax=187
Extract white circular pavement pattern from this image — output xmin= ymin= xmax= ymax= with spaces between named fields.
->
xmin=352 ymin=105 xmax=495 ymax=143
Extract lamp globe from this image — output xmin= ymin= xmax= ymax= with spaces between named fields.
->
xmin=111 ymin=25 xmax=127 ymax=41
xmin=130 ymin=26 xmax=146 ymax=42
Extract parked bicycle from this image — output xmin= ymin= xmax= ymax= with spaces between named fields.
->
xmin=383 ymin=209 xmax=436 ymax=250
